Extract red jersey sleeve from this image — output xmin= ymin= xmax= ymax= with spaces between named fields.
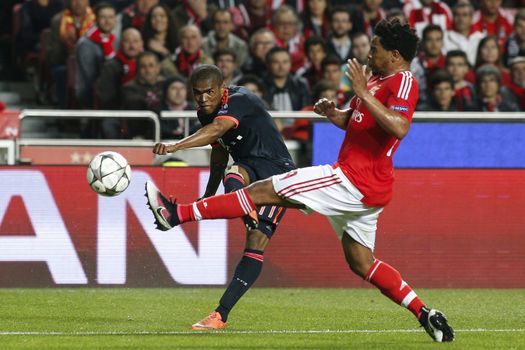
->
xmin=385 ymin=71 xmax=419 ymax=122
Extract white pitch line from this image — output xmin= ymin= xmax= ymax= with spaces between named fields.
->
xmin=0 ymin=329 xmax=523 ymax=336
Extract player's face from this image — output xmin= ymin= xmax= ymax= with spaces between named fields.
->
xmin=367 ymin=36 xmax=390 ymax=75
xmin=97 ymin=7 xmax=116 ymax=34
xmin=192 ymin=79 xmax=225 ymax=114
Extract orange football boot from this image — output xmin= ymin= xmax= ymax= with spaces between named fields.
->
xmin=191 ymin=311 xmax=227 ymax=330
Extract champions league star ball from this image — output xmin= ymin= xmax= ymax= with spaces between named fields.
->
xmin=87 ymin=151 xmax=132 ymax=196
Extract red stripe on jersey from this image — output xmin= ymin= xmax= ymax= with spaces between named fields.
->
xmin=215 ymin=115 xmax=239 ymax=128
xmin=277 ymin=174 xmax=338 ymax=196
xmin=279 ymin=177 xmax=342 ymax=198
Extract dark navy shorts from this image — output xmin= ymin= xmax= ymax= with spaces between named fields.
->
xmin=233 ymin=157 xmax=295 ymax=238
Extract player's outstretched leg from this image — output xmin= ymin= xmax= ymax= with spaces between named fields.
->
xmin=145 ymin=180 xmax=257 ymax=231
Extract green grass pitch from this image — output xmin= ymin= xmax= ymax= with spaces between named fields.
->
xmin=0 ymin=288 xmax=524 ymax=349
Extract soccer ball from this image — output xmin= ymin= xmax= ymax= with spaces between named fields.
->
xmin=87 ymin=151 xmax=132 ymax=196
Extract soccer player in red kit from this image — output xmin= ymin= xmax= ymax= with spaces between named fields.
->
xmin=145 ymin=19 xmax=455 ymax=342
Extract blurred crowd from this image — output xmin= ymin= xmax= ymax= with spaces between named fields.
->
xmin=2 ymin=0 xmax=525 ymax=141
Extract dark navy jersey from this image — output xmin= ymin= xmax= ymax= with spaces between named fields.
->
xmin=197 ymin=86 xmax=294 ymax=166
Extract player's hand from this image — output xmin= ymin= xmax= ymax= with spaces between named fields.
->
xmin=314 ymin=98 xmax=336 ymax=117
xmin=152 ymin=142 xmax=178 ymax=155
xmin=346 ymin=58 xmax=368 ymax=98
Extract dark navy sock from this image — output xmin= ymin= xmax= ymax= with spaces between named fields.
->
xmin=223 ymin=172 xmax=245 ymax=193
xmin=216 ymin=249 xmax=264 ymax=322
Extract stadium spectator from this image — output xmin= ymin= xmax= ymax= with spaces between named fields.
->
xmin=96 ymin=27 xmax=143 ymax=109
xmin=160 ymin=75 xmax=195 ymax=140
xmin=207 ymin=0 xmax=242 ymax=8
xmin=473 ymin=64 xmax=520 ymax=112
xmin=411 ymin=24 xmax=446 ymax=108
xmin=445 ymin=50 xmax=476 ymax=111
xmin=270 ymin=5 xmax=306 ymax=73
xmin=121 ymin=0 xmax=159 ymax=31
xmin=161 ymin=25 xmax=213 ymax=78
xmin=325 ymin=6 xmax=353 ymax=62
xmin=237 ymin=74 xmax=265 ymax=99
xmin=322 ymin=55 xmax=352 ymax=107
xmin=214 ymin=48 xmax=242 ymax=86
xmin=171 ymin=0 xmax=213 ymax=38
xmin=350 ymin=32 xmax=371 ymax=65
xmin=16 ymin=0 xmax=64 ymax=59
xmin=444 ymin=1 xmax=484 ymax=66
xmin=408 ymin=0 xmax=452 ymax=38
xmin=385 ymin=7 xmax=407 ymax=24
xmin=503 ymin=9 xmax=525 ymax=68
xmin=301 ymin=0 xmax=331 ymax=40
xmin=421 ymin=69 xmax=461 ymax=111
xmin=241 ymin=28 xmax=275 ymax=78
xmin=144 ymin=19 xmax=455 ymax=343
xmin=508 ymin=56 xmax=525 ymax=110
xmin=475 ymin=35 xmax=512 ymax=88
xmin=230 ymin=0 xmax=272 ymax=42
xmin=147 ymin=64 xmax=296 ymax=331
xmin=141 ymin=4 xmax=178 ymax=61
xmin=202 ymin=9 xmax=249 ymax=67
xmin=262 ymin=47 xmax=310 ymax=130
xmin=353 ymin=0 xmax=387 ymax=38
xmin=472 ymin=0 xmax=513 ymax=49
xmin=296 ymin=36 xmax=327 ymax=90
xmin=75 ymin=2 xmax=117 ymax=108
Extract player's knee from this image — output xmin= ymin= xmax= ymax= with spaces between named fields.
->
xmin=345 ymin=255 xmax=373 ymax=278
xmin=223 ymin=165 xmax=247 ymax=193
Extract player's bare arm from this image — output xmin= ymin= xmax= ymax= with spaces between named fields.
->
xmin=203 ymin=146 xmax=229 ymax=198
xmin=152 ymin=118 xmax=236 ymax=155
xmin=313 ymin=98 xmax=351 ymax=130
xmin=346 ymin=58 xmax=410 ymax=139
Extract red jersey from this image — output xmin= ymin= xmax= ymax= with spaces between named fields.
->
xmin=335 ymin=71 xmax=419 ymax=207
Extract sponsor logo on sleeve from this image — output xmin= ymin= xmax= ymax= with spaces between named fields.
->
xmin=391 ymin=105 xmax=409 ymax=112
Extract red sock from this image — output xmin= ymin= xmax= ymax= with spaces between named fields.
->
xmin=365 ymin=259 xmax=425 ymax=319
xmin=177 ymin=188 xmax=256 ymax=223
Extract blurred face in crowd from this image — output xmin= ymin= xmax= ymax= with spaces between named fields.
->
xmin=216 ymin=54 xmax=236 ymax=80
xmin=242 ymin=82 xmax=263 ymax=98
xmin=479 ymin=74 xmax=500 ymax=99
xmin=180 ymin=25 xmax=202 ymax=55
xmin=213 ymin=11 xmax=234 ymax=41
xmin=137 ymin=0 xmax=159 ymax=15
xmin=252 ymin=31 xmax=275 ymax=60
xmin=446 ymin=56 xmax=469 ymax=83
xmin=121 ymin=28 xmax=144 ymax=58
xmin=307 ymin=44 xmax=326 ymax=68
xmin=323 ymin=64 xmax=342 ymax=86
xmin=423 ymin=29 xmax=444 ymax=58
xmin=97 ymin=7 xmax=116 ymax=34
xmin=138 ymin=55 xmax=160 ymax=84
xmin=479 ymin=0 xmax=501 ymax=16
xmin=515 ymin=19 xmax=525 ymax=42
xmin=364 ymin=0 xmax=383 ymax=12
xmin=268 ymin=51 xmax=292 ymax=79
xmin=70 ymin=0 xmax=88 ymax=17
xmin=188 ymin=0 xmax=207 ymax=18
xmin=249 ymin=0 xmax=267 ymax=10
xmin=308 ymin=0 xmax=327 ymax=17
xmin=273 ymin=10 xmax=299 ymax=42
xmin=319 ymin=88 xmax=337 ymax=104
xmin=351 ymin=34 xmax=371 ymax=65
xmin=330 ymin=11 xmax=352 ymax=38
xmin=192 ymin=79 xmax=225 ymax=115
xmin=151 ymin=6 xmax=168 ymax=34
xmin=166 ymin=81 xmax=188 ymax=106
xmin=511 ymin=61 xmax=525 ymax=87
xmin=432 ymin=81 xmax=454 ymax=109
xmin=453 ymin=5 xmax=473 ymax=33
xmin=479 ymin=38 xmax=499 ymax=65
xmin=420 ymin=0 xmax=433 ymax=6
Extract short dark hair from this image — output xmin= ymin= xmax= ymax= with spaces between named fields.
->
xmin=137 ymin=51 xmax=159 ymax=64
xmin=312 ymin=80 xmax=338 ymax=101
xmin=94 ymin=1 xmax=116 ymax=17
xmin=374 ymin=19 xmax=419 ymax=62
xmin=304 ymin=36 xmax=327 ymax=55
xmin=445 ymin=50 xmax=469 ymax=67
xmin=350 ymin=31 xmax=369 ymax=43
xmin=190 ymin=64 xmax=224 ymax=86
xmin=428 ymin=69 xmax=454 ymax=91
xmin=329 ymin=6 xmax=351 ymax=21
xmin=422 ymin=24 xmax=443 ymax=41
xmin=237 ymin=74 xmax=264 ymax=93
xmin=213 ymin=48 xmax=237 ymax=63
xmin=265 ymin=46 xmax=290 ymax=64
xmin=321 ymin=55 xmax=342 ymax=70
xmin=213 ymin=8 xmax=233 ymax=23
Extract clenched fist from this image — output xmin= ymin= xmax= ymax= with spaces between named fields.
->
xmin=152 ymin=142 xmax=177 ymax=155
xmin=314 ymin=98 xmax=337 ymax=117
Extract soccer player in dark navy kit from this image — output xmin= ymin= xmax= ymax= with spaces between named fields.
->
xmin=148 ymin=64 xmax=295 ymax=329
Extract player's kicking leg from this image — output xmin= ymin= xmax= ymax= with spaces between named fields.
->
xmin=341 ymin=234 xmax=455 ymax=342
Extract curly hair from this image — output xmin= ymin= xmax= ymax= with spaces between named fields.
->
xmin=374 ymin=19 xmax=419 ymax=62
